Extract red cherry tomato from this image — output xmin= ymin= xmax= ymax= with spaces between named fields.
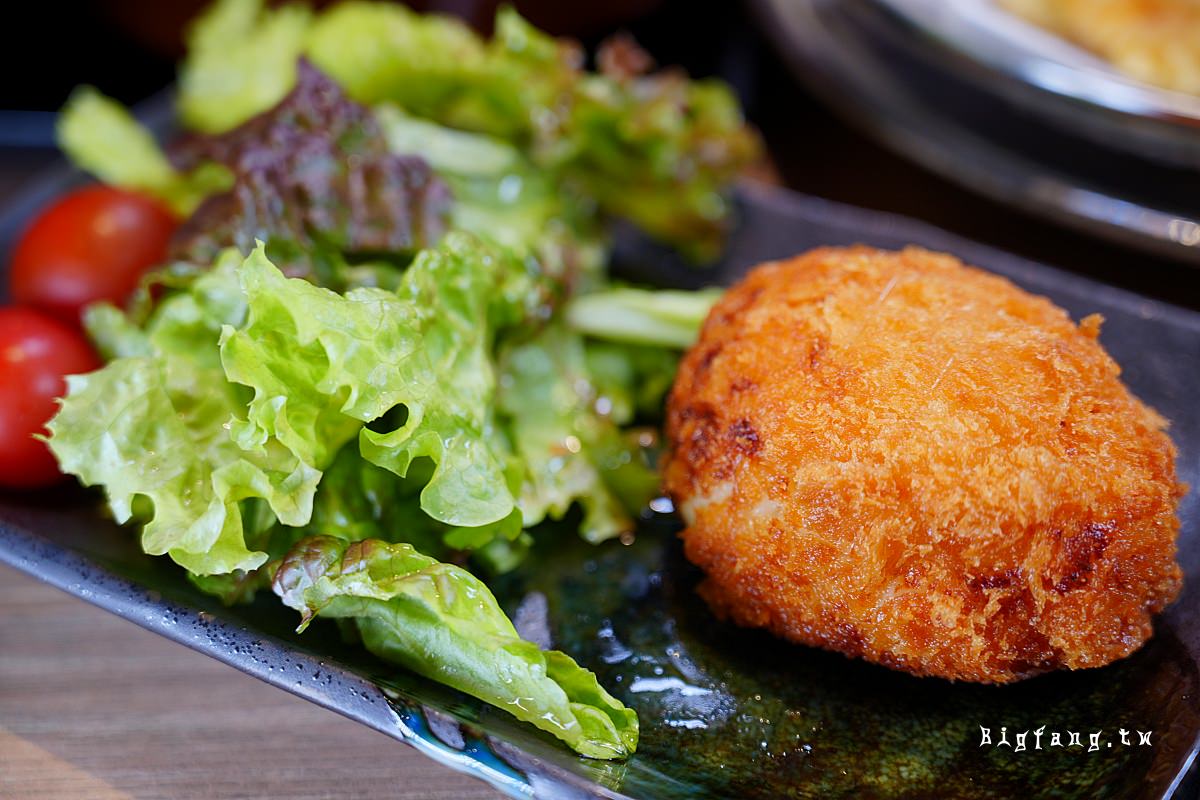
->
xmin=9 ymin=185 xmax=176 ymax=324
xmin=0 ymin=307 xmax=100 ymax=489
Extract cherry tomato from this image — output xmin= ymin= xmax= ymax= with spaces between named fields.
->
xmin=9 ymin=185 xmax=176 ymax=324
xmin=0 ymin=307 xmax=100 ymax=489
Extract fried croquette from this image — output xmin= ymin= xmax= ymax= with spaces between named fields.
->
xmin=664 ymin=246 xmax=1184 ymax=683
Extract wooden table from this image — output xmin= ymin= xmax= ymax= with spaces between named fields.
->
xmin=0 ymin=563 xmax=503 ymax=799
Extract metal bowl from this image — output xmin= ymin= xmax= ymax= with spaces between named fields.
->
xmin=752 ymin=0 xmax=1200 ymax=265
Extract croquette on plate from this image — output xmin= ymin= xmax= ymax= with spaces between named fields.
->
xmin=664 ymin=246 xmax=1184 ymax=683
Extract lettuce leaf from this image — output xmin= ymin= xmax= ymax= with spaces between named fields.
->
xmin=306 ymin=2 xmax=498 ymax=127
xmin=47 ymin=251 xmax=321 ymax=574
xmin=374 ymin=103 xmax=612 ymax=313
xmin=499 ymin=327 xmax=634 ymax=543
xmin=50 ymin=244 xmax=645 ymax=755
xmin=566 ymin=286 xmax=722 ymax=349
xmin=52 ymin=234 xmax=562 ymax=574
xmin=57 ymin=87 xmax=231 ymax=216
xmin=274 ymin=535 xmax=638 ymax=759
xmin=374 ymin=104 xmax=578 ymax=256
xmin=219 ymin=234 xmax=534 ymax=532
xmin=584 ymin=340 xmax=681 ymax=426
xmin=178 ymin=0 xmax=311 ymax=134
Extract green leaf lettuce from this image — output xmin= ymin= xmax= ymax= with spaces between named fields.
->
xmin=57 ymin=87 xmax=232 ymax=216
xmin=274 ymin=535 xmax=638 ymax=759
xmin=47 ymin=250 xmax=320 ymax=574
xmin=219 ymin=234 xmax=532 ymax=532
xmin=178 ymin=0 xmax=312 ymax=134
xmin=175 ymin=0 xmax=760 ymax=257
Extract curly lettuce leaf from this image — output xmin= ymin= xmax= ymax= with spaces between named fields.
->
xmin=57 ymin=87 xmax=231 ymax=216
xmin=55 ymin=236 xmax=552 ymax=576
xmin=274 ymin=535 xmax=638 ymax=759
xmin=186 ymin=443 xmax=447 ymax=605
xmin=47 ymin=251 xmax=320 ymax=574
xmin=219 ymin=234 xmax=531 ymax=532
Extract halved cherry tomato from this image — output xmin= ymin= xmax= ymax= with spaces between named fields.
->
xmin=9 ymin=185 xmax=176 ymax=324
xmin=0 ymin=307 xmax=100 ymax=489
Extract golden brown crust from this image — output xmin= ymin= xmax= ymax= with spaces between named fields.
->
xmin=664 ymin=246 xmax=1184 ymax=683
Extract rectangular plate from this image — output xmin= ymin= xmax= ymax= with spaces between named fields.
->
xmin=2 ymin=164 xmax=1198 ymax=798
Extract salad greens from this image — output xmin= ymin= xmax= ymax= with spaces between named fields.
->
xmin=169 ymin=63 xmax=454 ymax=280
xmin=47 ymin=0 xmax=751 ymax=759
xmin=50 ymin=250 xmax=319 ymax=575
xmin=275 ymin=535 xmax=639 ymax=759
xmin=178 ymin=0 xmax=759 ymax=259
xmin=568 ymin=287 xmax=726 ymax=349
xmin=224 ymin=233 xmax=527 ymax=534
xmin=178 ymin=0 xmax=312 ymax=136
xmin=57 ymin=88 xmax=232 ymax=217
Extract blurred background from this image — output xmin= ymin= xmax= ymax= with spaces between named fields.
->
xmin=1 ymin=0 xmax=1197 ymax=306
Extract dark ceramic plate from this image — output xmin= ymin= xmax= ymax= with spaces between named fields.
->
xmin=2 ymin=167 xmax=1199 ymax=797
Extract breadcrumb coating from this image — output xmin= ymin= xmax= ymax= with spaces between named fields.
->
xmin=664 ymin=246 xmax=1184 ymax=683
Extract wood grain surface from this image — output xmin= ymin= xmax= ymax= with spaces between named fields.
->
xmin=0 ymin=563 xmax=504 ymax=800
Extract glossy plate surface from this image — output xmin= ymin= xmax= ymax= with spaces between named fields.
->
xmin=2 ymin=172 xmax=1199 ymax=797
